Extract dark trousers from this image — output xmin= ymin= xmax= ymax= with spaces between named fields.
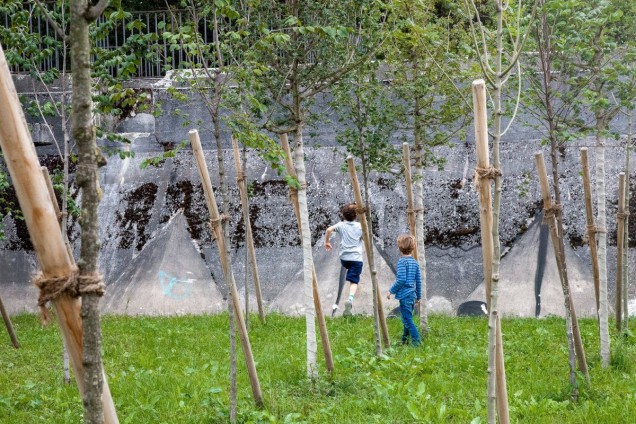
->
xmin=400 ymin=297 xmax=421 ymax=346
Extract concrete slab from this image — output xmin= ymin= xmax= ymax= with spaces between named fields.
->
xmin=101 ymin=212 xmax=224 ymax=315
xmin=465 ymin=213 xmax=597 ymax=317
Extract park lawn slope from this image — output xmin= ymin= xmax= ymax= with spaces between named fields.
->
xmin=1 ymin=313 xmax=635 ymax=423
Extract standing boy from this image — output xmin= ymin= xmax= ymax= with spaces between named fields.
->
xmin=387 ymin=234 xmax=421 ymax=346
xmin=324 ymin=203 xmax=363 ymax=316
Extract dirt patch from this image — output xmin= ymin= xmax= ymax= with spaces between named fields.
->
xmin=115 ymin=182 xmax=158 ymax=250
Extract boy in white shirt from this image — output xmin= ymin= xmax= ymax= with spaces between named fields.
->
xmin=324 ymin=203 xmax=364 ymax=316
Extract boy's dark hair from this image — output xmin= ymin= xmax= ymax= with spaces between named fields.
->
xmin=341 ymin=203 xmax=357 ymax=221
xmin=397 ymin=234 xmax=415 ymax=255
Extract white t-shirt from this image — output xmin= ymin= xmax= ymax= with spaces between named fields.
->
xmin=333 ymin=221 xmax=363 ymax=262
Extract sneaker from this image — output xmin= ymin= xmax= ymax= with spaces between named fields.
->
xmin=331 ymin=304 xmax=339 ymax=317
xmin=343 ymin=300 xmax=353 ymax=317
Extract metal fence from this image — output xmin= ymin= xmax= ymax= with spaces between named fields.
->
xmin=2 ymin=7 xmax=217 ymax=79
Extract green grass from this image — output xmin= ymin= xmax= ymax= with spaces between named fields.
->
xmin=1 ymin=313 xmax=636 ymax=423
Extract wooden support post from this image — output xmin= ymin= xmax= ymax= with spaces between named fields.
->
xmin=473 ymin=79 xmax=505 ymax=424
xmin=0 ymin=295 xmax=19 ymax=348
xmin=472 ymin=80 xmax=494 ymax=309
xmin=189 ymin=129 xmax=263 ymax=407
xmin=346 ymin=156 xmax=391 ymax=350
xmin=0 ymin=42 xmax=118 ymax=423
xmin=280 ymin=134 xmax=334 ymax=374
xmin=232 ymin=137 xmax=266 ymax=325
xmin=402 ymin=143 xmax=418 ymax=259
xmin=536 ymin=152 xmax=589 ymax=385
xmin=616 ymin=173 xmax=626 ymax=331
xmin=495 ymin=315 xmax=509 ymax=424
xmin=580 ymin=148 xmax=601 ymax=316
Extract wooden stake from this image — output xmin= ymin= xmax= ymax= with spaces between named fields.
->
xmin=616 ymin=173 xmax=626 ymax=331
xmin=189 ymin=129 xmax=263 ymax=407
xmin=402 ymin=143 xmax=418 ymax=259
xmin=280 ymin=134 xmax=334 ymax=374
xmin=0 ymin=295 xmax=19 ymax=348
xmin=346 ymin=156 xmax=391 ymax=349
xmin=580 ymin=148 xmax=601 ymax=316
xmin=0 ymin=42 xmax=118 ymax=423
xmin=472 ymin=79 xmax=503 ymax=424
xmin=232 ymin=137 xmax=266 ymax=325
xmin=536 ymin=152 xmax=589 ymax=386
xmin=495 ymin=315 xmax=509 ymax=424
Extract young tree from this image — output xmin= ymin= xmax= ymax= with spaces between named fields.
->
xmin=462 ymin=0 xmax=537 ymax=421
xmin=565 ymin=0 xmax=636 ymax=366
xmin=387 ymin=0 xmax=471 ymax=336
xmin=70 ymin=0 xmax=113 ymax=421
xmin=522 ymin=0 xmax=590 ymax=391
xmin=245 ymin=0 xmax=387 ymax=372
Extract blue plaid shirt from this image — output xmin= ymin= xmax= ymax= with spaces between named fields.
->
xmin=389 ymin=256 xmax=422 ymax=301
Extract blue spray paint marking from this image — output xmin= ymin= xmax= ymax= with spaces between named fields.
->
xmin=158 ymin=271 xmax=193 ymax=300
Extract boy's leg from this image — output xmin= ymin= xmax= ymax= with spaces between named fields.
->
xmin=342 ymin=260 xmax=362 ymax=317
xmin=344 ymin=281 xmax=356 ymax=316
xmin=400 ymin=298 xmax=420 ymax=346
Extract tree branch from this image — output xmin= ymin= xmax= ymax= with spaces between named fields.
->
xmin=32 ymin=0 xmax=66 ymax=40
xmin=84 ymin=0 xmax=110 ymax=21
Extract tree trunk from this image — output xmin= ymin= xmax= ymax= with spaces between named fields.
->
xmin=412 ymin=98 xmax=429 ymax=336
xmin=595 ymin=128 xmax=611 ymax=367
xmin=535 ymin=152 xmax=580 ymax=398
xmin=232 ymin=137 xmax=266 ymax=324
xmin=293 ymin=126 xmax=318 ymax=377
xmin=624 ymin=116 xmax=631 ymax=326
xmin=70 ymin=1 xmax=113 ymax=422
xmin=616 ymin=173 xmax=626 ymax=331
xmin=280 ymin=134 xmax=334 ymax=375
xmin=189 ymin=129 xmax=263 ymax=407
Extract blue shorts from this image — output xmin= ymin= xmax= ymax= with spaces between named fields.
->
xmin=340 ymin=260 xmax=363 ymax=284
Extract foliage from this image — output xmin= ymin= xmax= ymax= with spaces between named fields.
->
xmin=2 ymin=314 xmax=636 ymax=423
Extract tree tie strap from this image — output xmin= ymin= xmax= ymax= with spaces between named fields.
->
xmin=584 ymin=224 xmax=607 ymax=244
xmin=209 ymin=213 xmax=229 ymax=230
xmin=33 ymin=267 xmax=104 ymax=324
xmin=473 ymin=166 xmax=502 ymax=190
xmin=542 ymin=203 xmax=563 ymax=225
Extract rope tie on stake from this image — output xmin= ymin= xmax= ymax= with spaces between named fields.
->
xmin=236 ymin=171 xmax=245 ymax=184
xmin=473 ymin=166 xmax=502 ymax=190
xmin=617 ymin=211 xmax=630 ymax=221
xmin=32 ymin=267 xmax=105 ymax=324
xmin=584 ymin=224 xmax=607 ymax=244
xmin=542 ymin=203 xmax=563 ymax=225
xmin=356 ymin=205 xmax=368 ymax=215
xmin=406 ymin=208 xmax=424 ymax=214
xmin=209 ymin=213 xmax=230 ymax=230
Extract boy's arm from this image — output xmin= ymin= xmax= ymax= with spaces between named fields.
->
xmin=415 ymin=263 xmax=422 ymax=301
xmin=389 ymin=259 xmax=405 ymax=295
xmin=324 ymin=225 xmax=336 ymax=252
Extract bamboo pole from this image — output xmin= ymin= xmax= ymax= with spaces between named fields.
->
xmin=403 ymin=143 xmax=424 ymax=330
xmin=495 ymin=316 xmax=509 ymax=424
xmin=580 ymin=148 xmax=601 ymax=316
xmin=346 ymin=156 xmax=391 ymax=349
xmin=189 ymin=129 xmax=263 ymax=407
xmin=616 ymin=173 xmax=626 ymax=331
xmin=232 ymin=137 xmax=266 ymax=325
xmin=0 ymin=295 xmax=19 ymax=348
xmin=403 ymin=144 xmax=418 ymax=258
xmin=472 ymin=79 xmax=504 ymax=423
xmin=536 ymin=152 xmax=589 ymax=388
xmin=0 ymin=42 xmax=118 ymax=423
xmin=42 ymin=166 xmax=73 ymax=384
xmin=279 ymin=133 xmax=334 ymax=374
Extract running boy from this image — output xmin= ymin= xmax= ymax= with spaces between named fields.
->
xmin=387 ymin=234 xmax=421 ymax=346
xmin=324 ymin=203 xmax=363 ymax=316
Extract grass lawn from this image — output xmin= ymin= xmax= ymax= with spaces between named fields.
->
xmin=1 ymin=312 xmax=635 ymax=423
